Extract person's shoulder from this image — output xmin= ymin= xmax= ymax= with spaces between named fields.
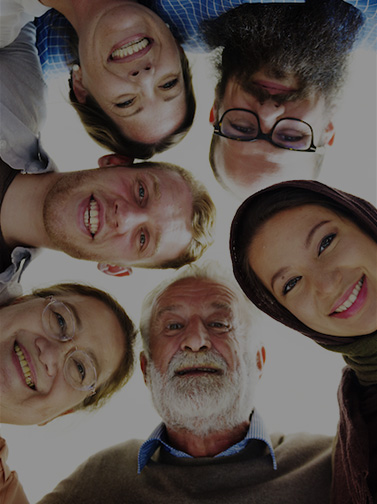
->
xmin=271 ymin=431 xmax=333 ymax=451
xmin=271 ymin=430 xmax=333 ymax=469
xmin=36 ymin=439 xmax=145 ymax=504
xmin=82 ymin=438 xmax=144 ymax=467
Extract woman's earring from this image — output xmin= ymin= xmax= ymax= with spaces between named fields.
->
xmin=72 ymin=64 xmax=80 ymax=72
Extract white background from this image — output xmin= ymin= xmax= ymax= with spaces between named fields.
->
xmin=1 ymin=47 xmax=376 ymax=503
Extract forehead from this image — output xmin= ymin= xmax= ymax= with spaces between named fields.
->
xmin=259 ymin=204 xmax=340 ymax=234
xmin=153 ymin=278 xmax=239 ymax=316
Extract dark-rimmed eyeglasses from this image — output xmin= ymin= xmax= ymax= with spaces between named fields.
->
xmin=42 ymin=297 xmax=97 ymax=394
xmin=213 ymin=108 xmax=325 ymax=153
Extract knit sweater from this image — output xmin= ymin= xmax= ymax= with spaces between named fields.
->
xmin=37 ymin=432 xmax=333 ymax=504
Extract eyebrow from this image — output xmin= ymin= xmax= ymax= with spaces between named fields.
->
xmin=64 ymin=302 xmax=82 ymax=332
xmin=271 ymin=267 xmax=290 ymax=292
xmin=143 ymin=230 xmax=161 ymax=259
xmin=85 ymin=349 xmax=101 ymax=378
xmin=305 ymin=220 xmax=331 ymax=248
xmin=114 ymin=106 xmax=143 ymax=118
xmin=155 ymin=305 xmax=182 ymax=319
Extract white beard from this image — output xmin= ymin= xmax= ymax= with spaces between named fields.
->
xmin=145 ymin=350 xmax=257 ymax=437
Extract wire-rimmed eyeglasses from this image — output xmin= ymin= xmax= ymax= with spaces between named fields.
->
xmin=42 ymin=297 xmax=97 ymax=394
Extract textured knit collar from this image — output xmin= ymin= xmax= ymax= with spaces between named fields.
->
xmin=138 ymin=409 xmax=276 ymax=473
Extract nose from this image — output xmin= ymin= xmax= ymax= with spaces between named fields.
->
xmin=254 ymin=100 xmax=285 ymax=133
xmin=113 ymin=200 xmax=147 ymax=235
xmin=180 ymin=318 xmax=212 ymax=352
xmin=129 ymin=63 xmax=154 ymax=78
xmin=35 ymin=337 xmax=73 ymax=378
xmin=311 ymin=268 xmax=342 ymax=296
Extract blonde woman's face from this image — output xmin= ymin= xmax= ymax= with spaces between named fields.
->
xmin=76 ymin=2 xmax=186 ymax=143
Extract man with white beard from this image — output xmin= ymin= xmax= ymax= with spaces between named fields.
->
xmin=38 ymin=263 xmax=333 ymax=504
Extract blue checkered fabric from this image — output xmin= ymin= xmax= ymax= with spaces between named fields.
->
xmin=34 ymin=10 xmax=72 ymax=79
xmin=137 ymin=409 xmax=277 ymax=473
xmin=34 ymin=0 xmax=376 ymax=80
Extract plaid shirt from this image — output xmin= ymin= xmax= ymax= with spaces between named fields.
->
xmin=137 ymin=409 xmax=277 ymax=473
xmin=34 ymin=0 xmax=376 ymax=80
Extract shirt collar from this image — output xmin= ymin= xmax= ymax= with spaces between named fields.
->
xmin=138 ymin=409 xmax=276 ymax=473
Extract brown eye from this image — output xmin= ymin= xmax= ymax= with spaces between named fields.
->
xmin=283 ymin=276 xmax=302 ymax=295
xmin=318 ymin=234 xmax=336 ymax=256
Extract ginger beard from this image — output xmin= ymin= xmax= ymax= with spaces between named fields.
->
xmin=145 ymin=348 xmax=258 ymax=436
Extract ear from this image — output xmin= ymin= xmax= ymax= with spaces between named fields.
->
xmin=37 ymin=408 xmax=75 ymax=426
xmin=140 ymin=352 xmax=148 ymax=385
xmin=98 ymin=154 xmax=134 ymax=168
xmin=323 ymin=121 xmax=335 ymax=146
xmin=209 ymin=100 xmax=218 ymax=125
xmin=256 ymin=345 xmax=266 ymax=378
xmin=97 ymin=263 xmax=133 ymax=277
xmin=71 ymin=67 xmax=89 ymax=104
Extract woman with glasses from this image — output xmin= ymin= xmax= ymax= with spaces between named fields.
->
xmin=0 ymin=282 xmax=136 ymax=503
xmin=230 ymin=180 xmax=377 ymax=504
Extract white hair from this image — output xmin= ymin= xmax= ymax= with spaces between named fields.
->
xmin=139 ymin=260 xmax=261 ymax=357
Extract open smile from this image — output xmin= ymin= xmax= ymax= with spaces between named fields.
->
xmin=84 ymin=196 xmax=100 ymax=237
xmin=14 ymin=342 xmax=36 ymax=390
xmin=175 ymin=366 xmax=223 ymax=376
xmin=330 ymin=275 xmax=367 ymax=319
xmin=109 ymin=36 xmax=153 ymax=62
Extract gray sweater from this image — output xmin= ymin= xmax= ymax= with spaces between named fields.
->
xmin=38 ymin=432 xmax=333 ymax=504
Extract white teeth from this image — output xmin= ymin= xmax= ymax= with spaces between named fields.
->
xmin=14 ymin=343 xmax=35 ymax=389
xmin=111 ymin=38 xmax=149 ymax=59
xmin=334 ymin=277 xmax=364 ymax=313
xmin=84 ymin=199 xmax=99 ymax=236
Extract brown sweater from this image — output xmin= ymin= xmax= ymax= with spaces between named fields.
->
xmin=37 ymin=432 xmax=332 ymax=504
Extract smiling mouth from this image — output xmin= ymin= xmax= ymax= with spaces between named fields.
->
xmin=175 ymin=367 xmax=222 ymax=376
xmin=110 ymin=37 xmax=150 ymax=60
xmin=14 ymin=342 xmax=36 ymax=390
xmin=332 ymin=276 xmax=365 ymax=314
xmin=84 ymin=197 xmax=99 ymax=237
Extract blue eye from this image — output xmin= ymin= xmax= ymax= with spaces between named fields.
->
xmin=283 ymin=276 xmax=302 ymax=295
xmin=52 ymin=311 xmax=67 ymax=337
xmin=138 ymin=183 xmax=145 ymax=202
xmin=161 ymin=78 xmax=178 ymax=90
xmin=318 ymin=233 xmax=336 ymax=255
xmin=140 ymin=232 xmax=146 ymax=248
xmin=116 ymin=98 xmax=135 ymax=108
xmin=74 ymin=360 xmax=86 ymax=382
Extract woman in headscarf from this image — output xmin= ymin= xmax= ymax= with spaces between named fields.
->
xmin=230 ymin=180 xmax=377 ymax=504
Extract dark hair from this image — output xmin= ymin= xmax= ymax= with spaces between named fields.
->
xmin=17 ymin=283 xmax=137 ymax=411
xmin=68 ymin=34 xmax=196 ymax=159
xmin=230 ymin=180 xmax=377 ymax=344
xmin=202 ymin=0 xmax=364 ymax=108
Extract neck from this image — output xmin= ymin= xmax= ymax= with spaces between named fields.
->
xmin=1 ymin=171 xmax=62 ymax=249
xmin=165 ymin=421 xmax=250 ymax=457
